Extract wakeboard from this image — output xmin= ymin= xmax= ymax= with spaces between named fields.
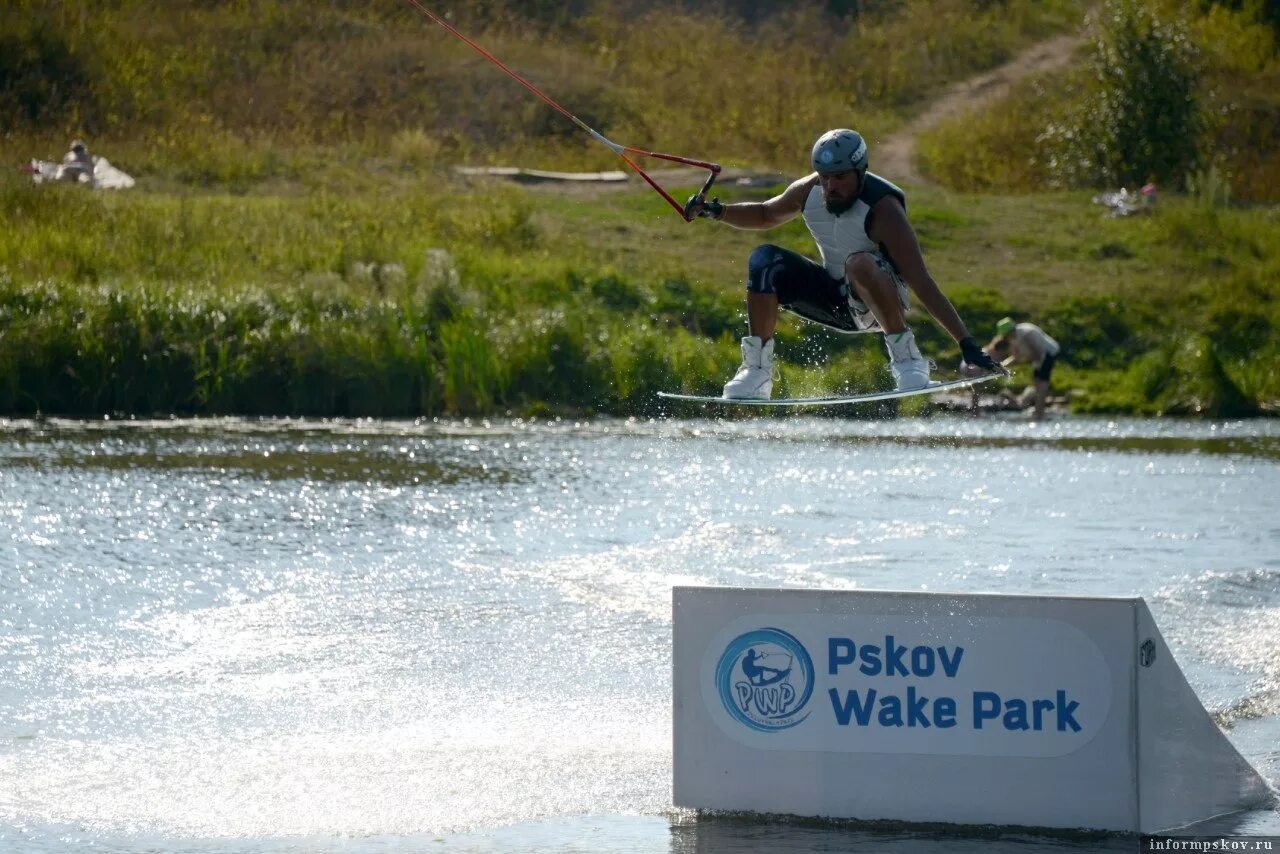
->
xmin=657 ymin=373 xmax=1001 ymax=407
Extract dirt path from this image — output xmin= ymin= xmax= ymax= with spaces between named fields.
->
xmin=459 ymin=28 xmax=1087 ymax=195
xmin=875 ymin=30 xmax=1087 ymax=185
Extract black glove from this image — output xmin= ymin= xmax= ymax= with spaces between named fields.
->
xmin=959 ymin=335 xmax=1007 ymax=375
xmin=685 ymin=194 xmax=724 ymax=221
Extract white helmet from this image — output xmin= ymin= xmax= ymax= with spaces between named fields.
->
xmin=811 ymin=129 xmax=867 ymax=175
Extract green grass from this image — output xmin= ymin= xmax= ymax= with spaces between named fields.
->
xmin=2 ymin=0 xmax=1277 ymax=418
xmin=2 ymin=161 xmax=1277 ymax=417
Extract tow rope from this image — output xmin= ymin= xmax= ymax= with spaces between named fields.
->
xmin=400 ymin=0 xmax=720 ymax=220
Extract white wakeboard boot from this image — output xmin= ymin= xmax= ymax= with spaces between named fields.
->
xmin=884 ymin=329 xmax=932 ymax=391
xmin=723 ymin=335 xmax=775 ymax=399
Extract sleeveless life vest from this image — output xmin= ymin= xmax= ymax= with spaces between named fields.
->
xmin=802 ymin=172 xmax=906 ymax=279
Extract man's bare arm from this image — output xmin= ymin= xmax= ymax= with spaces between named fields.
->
xmin=715 ymin=175 xmax=815 ymax=230
xmin=869 ymin=197 xmax=970 ymax=343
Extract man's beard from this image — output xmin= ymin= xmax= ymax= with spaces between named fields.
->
xmin=824 ymin=194 xmax=857 ymax=216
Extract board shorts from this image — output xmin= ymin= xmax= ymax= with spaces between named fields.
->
xmin=747 ymin=244 xmax=909 ymax=334
xmin=1033 ymin=351 xmax=1058 ymax=382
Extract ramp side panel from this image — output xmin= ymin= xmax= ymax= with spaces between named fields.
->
xmin=1135 ymin=602 xmax=1271 ymax=833
xmin=674 ymin=587 xmax=1138 ymax=831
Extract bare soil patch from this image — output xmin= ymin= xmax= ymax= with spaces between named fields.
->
xmin=875 ymin=31 xmax=1086 ymax=185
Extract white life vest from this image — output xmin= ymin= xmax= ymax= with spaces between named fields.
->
xmin=802 ymin=172 xmax=905 ymax=279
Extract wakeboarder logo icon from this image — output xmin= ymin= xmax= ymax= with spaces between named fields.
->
xmin=715 ymin=628 xmax=814 ymax=732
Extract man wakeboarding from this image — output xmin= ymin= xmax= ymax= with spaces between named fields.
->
xmin=686 ymin=129 xmax=1006 ymax=399
xmin=742 ymin=648 xmax=792 ymax=686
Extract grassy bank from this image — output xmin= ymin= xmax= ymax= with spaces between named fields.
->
xmin=2 ymin=165 xmax=1277 ymax=417
xmin=2 ymin=0 xmax=1277 ymax=418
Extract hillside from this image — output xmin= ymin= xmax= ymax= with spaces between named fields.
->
xmin=1 ymin=0 xmax=1277 ymax=418
xmin=1 ymin=0 xmax=1084 ymax=179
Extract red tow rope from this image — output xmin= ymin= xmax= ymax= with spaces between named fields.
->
xmin=400 ymin=0 xmax=720 ymax=220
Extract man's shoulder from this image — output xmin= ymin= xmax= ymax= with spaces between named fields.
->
xmin=788 ymin=173 xmax=821 ymax=194
xmin=860 ymin=171 xmax=906 ymax=209
xmin=782 ymin=174 xmax=821 ymax=209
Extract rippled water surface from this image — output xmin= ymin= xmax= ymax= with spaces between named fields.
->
xmin=1 ymin=415 xmax=1278 ymax=852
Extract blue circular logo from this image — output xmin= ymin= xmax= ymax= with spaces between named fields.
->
xmin=716 ymin=628 xmax=814 ymax=732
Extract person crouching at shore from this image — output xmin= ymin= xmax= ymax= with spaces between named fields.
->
xmin=987 ymin=317 xmax=1061 ymax=419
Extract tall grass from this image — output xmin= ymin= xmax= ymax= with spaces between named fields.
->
xmin=0 ymin=176 xmax=542 ymax=286
xmin=2 ymin=0 xmax=1084 ymax=175
xmin=0 ymin=272 xmax=740 ymax=417
xmin=3 ymin=0 xmax=1277 ymax=417
xmin=4 ymin=162 xmax=1279 ymax=417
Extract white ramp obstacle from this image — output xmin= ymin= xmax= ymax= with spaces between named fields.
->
xmin=672 ymin=587 xmax=1273 ymax=833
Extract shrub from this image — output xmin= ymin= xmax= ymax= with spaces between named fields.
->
xmin=1041 ymin=293 xmax=1140 ymax=370
xmin=0 ymin=6 xmax=98 ymax=127
xmin=1137 ymin=335 xmax=1258 ymax=415
xmin=1039 ymin=0 xmax=1202 ymax=188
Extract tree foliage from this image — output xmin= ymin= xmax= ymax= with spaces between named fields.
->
xmin=1040 ymin=0 xmax=1201 ymax=187
xmin=0 ymin=6 xmax=98 ymax=127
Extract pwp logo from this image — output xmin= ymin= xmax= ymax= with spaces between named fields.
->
xmin=716 ymin=628 xmax=814 ymax=732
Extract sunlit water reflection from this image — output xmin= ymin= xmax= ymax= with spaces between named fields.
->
xmin=1 ymin=415 xmax=1277 ymax=852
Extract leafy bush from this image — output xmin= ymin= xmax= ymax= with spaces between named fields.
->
xmin=1090 ymin=335 xmax=1259 ymax=416
xmin=921 ymin=0 xmax=1279 ymax=200
xmin=0 ymin=5 xmax=98 ymax=127
xmin=652 ymin=277 xmax=742 ymax=341
xmin=1040 ymin=294 xmax=1141 ymax=370
xmin=1039 ymin=0 xmax=1201 ymax=187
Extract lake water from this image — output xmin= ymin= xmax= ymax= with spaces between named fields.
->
xmin=2 ymin=414 xmax=1278 ymax=852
